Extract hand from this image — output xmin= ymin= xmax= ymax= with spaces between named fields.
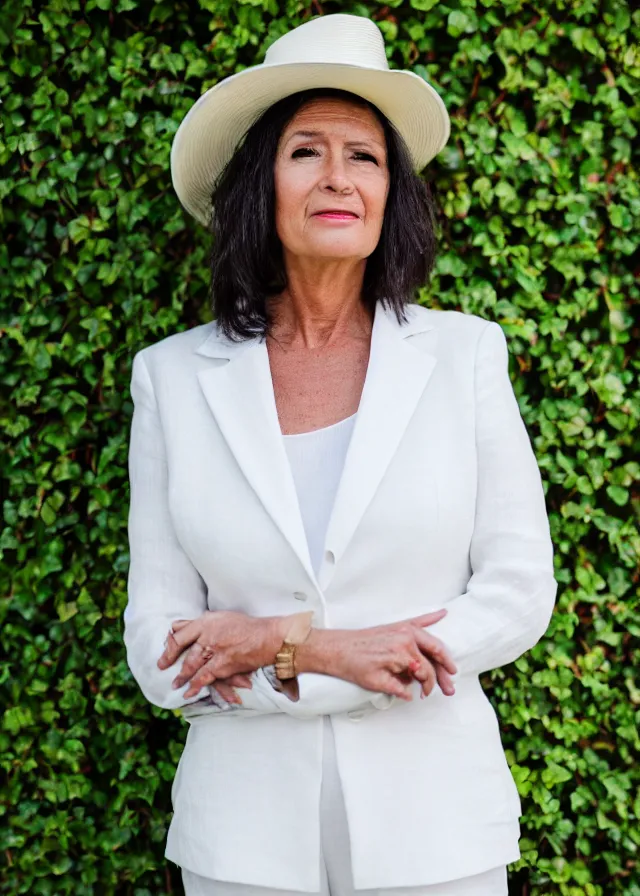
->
xmin=167 ymin=621 xmax=254 ymax=705
xmin=407 ymin=616 xmax=457 ymax=697
xmin=404 ymin=656 xmax=443 ymax=700
xmin=296 ymin=609 xmax=457 ymax=702
xmin=157 ymin=610 xmax=285 ymax=699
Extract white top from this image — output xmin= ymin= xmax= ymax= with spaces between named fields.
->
xmin=283 ymin=414 xmax=357 ymax=577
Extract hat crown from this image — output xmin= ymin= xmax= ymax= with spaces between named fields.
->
xmin=264 ymin=14 xmax=389 ymax=71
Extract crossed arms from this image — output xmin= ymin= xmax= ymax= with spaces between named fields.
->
xmin=123 ymin=322 xmax=557 ymax=721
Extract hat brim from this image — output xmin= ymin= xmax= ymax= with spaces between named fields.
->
xmin=170 ymin=62 xmax=451 ymax=227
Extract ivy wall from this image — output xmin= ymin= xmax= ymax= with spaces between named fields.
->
xmin=1 ymin=0 xmax=639 ymax=893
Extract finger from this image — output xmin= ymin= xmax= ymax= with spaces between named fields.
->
xmin=212 ymin=682 xmax=242 ymax=705
xmin=158 ymin=619 xmax=202 ymax=669
xmin=172 ymin=643 xmax=211 ymax=689
xmin=388 ymin=650 xmax=417 ymax=676
xmin=413 ymin=628 xmax=458 ymax=675
xmin=158 ymin=630 xmax=182 ymax=670
xmin=408 ymin=607 xmax=449 ymax=626
xmin=408 ymin=655 xmax=433 ymax=683
xmin=381 ymin=672 xmax=414 ymax=701
xmin=183 ymin=658 xmax=219 ymax=698
xmin=420 ymin=664 xmax=437 ymax=698
xmin=209 ymin=688 xmax=234 ymax=711
xmin=160 ymin=619 xmax=192 ymax=656
xmin=407 ymin=656 xmax=436 ymax=697
xmin=409 ymin=654 xmax=455 ymax=697
xmin=434 ymin=663 xmax=456 ymax=696
xmin=407 ymin=609 xmax=447 ymax=628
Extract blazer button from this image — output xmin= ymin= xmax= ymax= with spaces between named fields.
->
xmin=325 ymin=550 xmax=335 ymax=564
xmin=293 ymin=591 xmax=307 ymax=601
xmin=348 ymin=710 xmax=365 ymax=722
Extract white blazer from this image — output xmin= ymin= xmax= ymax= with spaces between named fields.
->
xmin=123 ymin=301 xmax=557 ymax=891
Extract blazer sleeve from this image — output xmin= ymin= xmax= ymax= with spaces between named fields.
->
xmin=123 ymin=349 xmax=216 ymax=711
xmin=179 ymin=666 xmax=394 ymax=721
xmin=124 ymin=349 xmax=393 ymax=718
xmin=423 ymin=321 xmax=558 ymax=678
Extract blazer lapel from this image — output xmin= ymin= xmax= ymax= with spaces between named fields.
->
xmin=193 ymin=302 xmax=437 ymax=591
xmin=321 ymin=303 xmax=437 ymax=578
xmin=195 ymin=331 xmax=317 ymax=585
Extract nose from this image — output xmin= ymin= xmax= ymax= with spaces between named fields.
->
xmin=318 ymin=152 xmax=354 ymax=195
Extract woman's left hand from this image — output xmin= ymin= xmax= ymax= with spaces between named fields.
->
xmin=157 ymin=610 xmax=284 ymax=699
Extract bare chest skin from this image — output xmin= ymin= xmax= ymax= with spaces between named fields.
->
xmin=266 ymin=335 xmax=371 ymax=435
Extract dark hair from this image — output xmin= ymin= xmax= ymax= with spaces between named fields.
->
xmin=207 ymin=87 xmax=439 ymax=341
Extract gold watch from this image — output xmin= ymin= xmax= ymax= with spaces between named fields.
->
xmin=274 ymin=611 xmax=314 ymax=700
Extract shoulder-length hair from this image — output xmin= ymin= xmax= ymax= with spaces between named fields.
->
xmin=207 ymin=87 xmax=439 ymax=341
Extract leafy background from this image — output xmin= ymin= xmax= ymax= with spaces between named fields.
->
xmin=1 ymin=0 xmax=639 ymax=893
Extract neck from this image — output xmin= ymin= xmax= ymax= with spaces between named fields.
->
xmin=267 ymin=255 xmax=373 ymax=350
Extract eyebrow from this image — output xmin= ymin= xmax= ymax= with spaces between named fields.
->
xmin=285 ymin=129 xmax=386 ymax=151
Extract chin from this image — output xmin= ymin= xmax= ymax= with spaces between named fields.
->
xmin=304 ymin=240 xmax=373 ymax=260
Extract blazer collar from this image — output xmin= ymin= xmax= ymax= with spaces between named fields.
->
xmin=194 ymin=302 xmax=437 ymax=590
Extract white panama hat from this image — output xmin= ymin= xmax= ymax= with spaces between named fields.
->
xmin=170 ymin=13 xmax=451 ymax=227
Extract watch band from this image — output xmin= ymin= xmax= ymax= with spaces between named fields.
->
xmin=274 ymin=611 xmax=314 ymax=700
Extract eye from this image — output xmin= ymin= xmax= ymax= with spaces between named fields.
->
xmin=291 ymin=147 xmax=319 ymax=158
xmin=353 ymin=151 xmax=378 ymax=164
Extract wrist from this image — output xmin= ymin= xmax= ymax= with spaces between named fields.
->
xmin=294 ymin=628 xmax=336 ymax=675
xmin=261 ymin=615 xmax=290 ymax=667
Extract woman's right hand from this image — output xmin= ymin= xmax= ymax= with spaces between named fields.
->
xmin=296 ymin=609 xmax=458 ymax=701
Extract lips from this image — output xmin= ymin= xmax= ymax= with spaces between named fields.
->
xmin=312 ymin=209 xmax=359 ymax=218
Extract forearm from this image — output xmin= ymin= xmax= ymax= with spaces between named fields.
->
xmin=250 ymin=614 xmax=337 ymax=678
xmin=294 ymin=627 xmax=336 ymax=676
xmin=177 ymin=626 xmax=395 ymax=719
xmin=269 ymin=626 xmax=396 ymax=716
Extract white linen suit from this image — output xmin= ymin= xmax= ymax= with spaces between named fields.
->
xmin=123 ymin=300 xmax=558 ymax=891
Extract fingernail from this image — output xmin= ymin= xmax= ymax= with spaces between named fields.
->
xmin=172 ymin=680 xmax=180 ymax=689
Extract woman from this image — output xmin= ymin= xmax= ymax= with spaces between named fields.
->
xmin=123 ymin=13 xmax=557 ymax=896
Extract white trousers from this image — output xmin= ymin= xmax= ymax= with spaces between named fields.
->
xmin=181 ymin=717 xmax=509 ymax=896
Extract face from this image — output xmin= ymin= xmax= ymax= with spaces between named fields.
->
xmin=273 ymin=97 xmax=390 ymax=264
